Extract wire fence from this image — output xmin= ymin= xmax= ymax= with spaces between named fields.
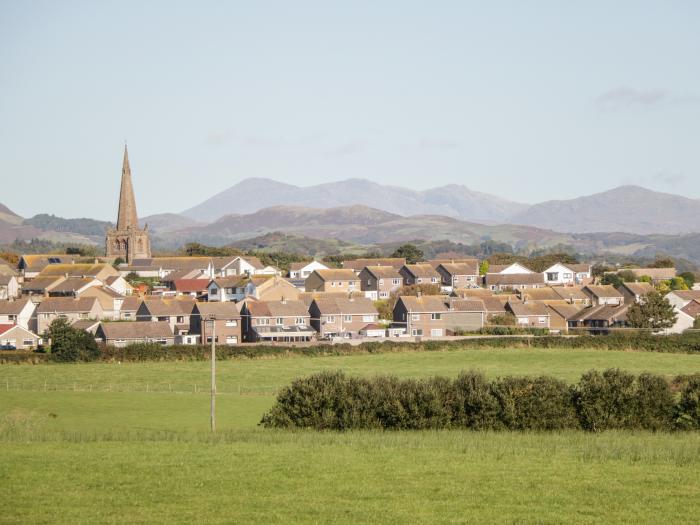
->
xmin=1 ymin=378 xmax=280 ymax=396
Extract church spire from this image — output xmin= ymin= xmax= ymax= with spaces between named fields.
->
xmin=116 ymin=144 xmax=139 ymax=230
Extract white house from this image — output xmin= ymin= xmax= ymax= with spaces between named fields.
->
xmin=289 ymin=260 xmax=329 ymax=279
xmin=543 ymin=263 xmax=592 ymax=285
xmin=0 ymin=298 xmax=37 ymax=331
xmin=207 ymin=277 xmax=243 ymax=302
xmin=0 ymin=324 xmax=41 ymax=350
xmin=664 ymin=291 xmax=700 ymax=334
xmin=488 ymin=263 xmax=534 ymax=274
xmin=0 ymin=275 xmax=20 ymax=300
xmin=665 ymin=290 xmax=700 ymax=311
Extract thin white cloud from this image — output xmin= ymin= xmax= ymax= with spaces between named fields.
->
xmin=596 ymin=87 xmax=700 ymax=112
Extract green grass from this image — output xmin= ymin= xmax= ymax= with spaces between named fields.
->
xmin=2 ymin=346 xmax=700 ymax=523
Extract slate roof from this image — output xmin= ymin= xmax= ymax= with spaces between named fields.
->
xmin=507 ymin=301 xmax=550 ymax=317
xmin=98 ymin=321 xmax=174 ymax=340
xmin=583 ymin=285 xmax=624 ymax=299
xmin=402 ymin=264 xmax=440 ymax=279
xmin=36 ymin=297 xmax=98 ymax=313
xmin=363 ymin=266 xmax=402 ymax=279
xmin=312 ymin=296 xmax=378 ymax=315
xmin=485 ymin=273 xmax=545 ymax=286
xmin=0 ymin=298 xmax=34 ymax=315
xmin=193 ymin=302 xmax=241 ymax=318
xmin=313 ymin=269 xmax=358 ymax=281
xmin=245 ymin=300 xmax=310 ymax=318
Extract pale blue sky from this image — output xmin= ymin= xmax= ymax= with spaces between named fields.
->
xmin=1 ymin=1 xmax=699 ymax=220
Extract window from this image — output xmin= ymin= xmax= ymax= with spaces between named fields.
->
xmin=546 ymin=272 xmax=559 ymax=281
xmin=331 ymin=282 xmax=336 ymax=287
xmin=225 ymin=320 xmax=238 ymax=327
xmin=276 ymin=317 xmax=283 ymax=325
xmin=431 ymin=277 xmax=438 ymax=283
xmin=563 ymin=273 xmax=572 ymax=279
xmin=392 ymin=279 xmax=401 ymax=285
xmin=123 ymin=313 xmax=132 ymax=319
xmin=177 ymin=316 xmax=184 ymax=323
xmin=411 ymin=313 xmax=420 ymax=321
xmin=22 ymin=339 xmax=34 ymax=346
xmin=295 ymin=317 xmax=305 ymax=325
xmin=431 ymin=313 xmax=441 ymax=320
xmin=257 ymin=318 xmax=269 ymax=326
xmin=158 ymin=316 xmax=168 ymax=322
xmin=362 ymin=315 xmax=375 ymax=322
xmin=538 ymin=317 xmax=547 ymax=324
xmin=226 ymin=336 xmax=238 ymax=344
xmin=210 ymin=286 xmax=219 ymax=294
xmin=430 ymin=329 xmax=443 ymax=337
xmin=379 ymin=279 xmax=384 ymax=286
xmin=411 ymin=329 xmax=423 ymax=336
xmin=343 ymin=315 xmax=352 ymax=322
xmin=206 ymin=336 xmax=219 ymax=343
xmin=326 ymin=316 xmax=336 ymax=323
xmin=379 ymin=292 xmax=389 ymax=298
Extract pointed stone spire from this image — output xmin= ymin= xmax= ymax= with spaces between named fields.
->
xmin=116 ymin=144 xmax=140 ymax=230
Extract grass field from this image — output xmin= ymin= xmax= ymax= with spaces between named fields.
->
xmin=2 ymin=346 xmax=700 ymax=523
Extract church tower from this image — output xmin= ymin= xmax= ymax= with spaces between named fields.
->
xmin=106 ymin=145 xmax=151 ymax=263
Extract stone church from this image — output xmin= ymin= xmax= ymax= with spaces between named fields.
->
xmin=105 ymin=146 xmax=151 ymax=263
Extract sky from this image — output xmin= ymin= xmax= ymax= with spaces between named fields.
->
xmin=1 ymin=0 xmax=699 ymax=220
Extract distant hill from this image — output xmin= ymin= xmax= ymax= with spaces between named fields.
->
xmin=141 ymin=213 xmax=202 ymax=233
xmin=510 ymin=186 xmax=700 ymax=235
xmin=23 ymin=214 xmax=112 ymax=237
xmin=227 ymin=232 xmax=358 ymax=255
xmin=181 ymin=177 xmax=529 ymax=223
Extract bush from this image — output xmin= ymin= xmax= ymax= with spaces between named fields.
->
xmin=47 ymin=318 xmax=100 ymax=362
xmin=674 ymin=374 xmax=700 ymax=430
xmin=449 ymin=371 xmax=502 ymax=430
xmin=635 ymin=373 xmax=675 ymax=431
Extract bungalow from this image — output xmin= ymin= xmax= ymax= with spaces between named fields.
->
xmin=305 ymin=269 xmax=359 ymax=293
xmin=582 ymin=285 xmax=624 ymax=307
xmin=18 ymin=254 xmax=79 ymax=279
xmin=36 ymin=297 xmax=104 ymax=334
xmin=289 ymin=260 xmax=329 ymax=279
xmin=568 ymin=304 xmax=630 ymax=334
xmin=518 ymin=286 xmax=590 ymax=305
xmin=663 ymin=290 xmax=700 ymax=334
xmin=342 ymin=258 xmax=406 ymax=274
xmin=436 ymin=261 xmax=480 ymax=290
xmin=214 ymin=256 xmax=279 ymax=277
xmin=625 ymin=267 xmax=677 ymax=283
xmin=240 ymin=299 xmax=314 ymax=343
xmin=0 ymin=324 xmax=41 ymax=350
xmin=309 ymin=296 xmax=378 ymax=338
xmin=37 ymin=263 xmax=120 ymax=282
xmin=484 ymin=273 xmax=545 ymax=292
xmin=506 ymin=301 xmax=551 ymax=328
xmin=136 ymin=297 xmax=196 ymax=330
xmin=486 ymin=263 xmax=534 ymax=274
xmin=665 ymin=290 xmax=700 ymax=311
xmin=169 ymin=279 xmax=210 ymax=297
xmin=95 ymin=321 xmax=175 ymax=347
xmin=70 ymin=319 xmax=101 ymax=334
xmin=0 ymin=298 xmax=36 ymax=331
xmin=21 ymin=276 xmax=65 ymax=297
xmin=359 ymin=266 xmax=403 ymax=300
xmin=392 ymin=295 xmax=486 ymax=337
xmin=618 ymin=282 xmax=655 ymax=305
xmin=399 ymin=264 xmax=441 ymax=286
xmin=0 ymin=275 xmax=19 ymax=300
xmin=545 ymin=303 xmax=585 ymax=334
xmin=124 ymin=257 xmax=214 ymax=280
xmin=542 ymin=263 xmax=592 ymax=285
xmin=452 ymin=289 xmax=507 ymax=319
xmin=190 ymin=302 xmax=241 ymax=345
xmin=46 ymin=277 xmax=102 ymax=297
xmin=104 ymin=275 xmax=134 ymax=296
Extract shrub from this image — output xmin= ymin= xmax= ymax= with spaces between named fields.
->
xmin=449 ymin=371 xmax=502 ymax=430
xmin=574 ymin=369 xmax=638 ymax=431
xmin=674 ymin=374 xmax=700 ymax=430
xmin=47 ymin=318 xmax=100 ymax=362
xmin=634 ymin=373 xmax=675 ymax=431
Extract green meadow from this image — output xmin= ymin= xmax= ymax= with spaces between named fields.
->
xmin=2 ymin=346 xmax=700 ymax=524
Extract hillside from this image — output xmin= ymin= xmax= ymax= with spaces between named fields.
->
xmin=510 ymin=186 xmax=700 ymax=235
xmin=141 ymin=213 xmax=202 ymax=233
xmin=181 ymin=177 xmax=528 ymax=223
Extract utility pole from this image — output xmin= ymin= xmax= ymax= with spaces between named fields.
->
xmin=208 ymin=314 xmax=217 ymax=432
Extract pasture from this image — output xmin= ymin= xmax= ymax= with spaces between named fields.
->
xmin=1 ymin=346 xmax=700 ymax=523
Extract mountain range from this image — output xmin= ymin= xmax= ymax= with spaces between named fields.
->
xmin=182 ymin=178 xmax=700 ymax=235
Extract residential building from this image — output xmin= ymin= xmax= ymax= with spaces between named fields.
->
xmin=119 ymin=296 xmax=141 ymax=321
xmin=240 ymin=299 xmax=314 ymax=342
xmin=663 ymin=291 xmax=700 ymax=334
xmin=0 ymin=298 xmax=36 ymax=331
xmin=665 ymin=290 xmax=700 ymax=311
xmin=70 ymin=319 xmax=101 ymax=334
xmin=359 ymin=266 xmax=403 ymax=300
xmin=618 ymin=282 xmax=655 ymax=304
xmin=289 ymin=260 xmax=329 ymax=279
xmin=79 ymin=286 xmax=126 ymax=320
xmin=506 ymin=301 xmax=551 ymax=328
xmin=542 ymin=263 xmax=592 ymax=285
xmin=207 ymin=277 xmax=245 ymax=302
xmin=342 ymin=258 xmax=406 ymax=274
xmin=136 ymin=297 xmax=196 ymax=330
xmin=0 ymin=324 xmax=41 ymax=350
xmin=246 ymin=276 xmax=301 ymax=301
xmin=96 ymin=321 xmax=174 ymax=347
xmin=17 ymin=254 xmax=79 ymax=279
xmin=624 ymin=267 xmax=677 ymax=283
xmin=104 ymin=275 xmax=134 ymax=296
xmin=399 ymin=264 xmax=441 ymax=286
xmin=568 ymin=304 xmax=630 ymax=334
xmin=517 ymin=286 xmax=590 ymax=305
xmin=191 ymin=302 xmax=242 ymax=345
xmin=486 ymin=263 xmax=534 ymax=274
xmin=304 ymin=269 xmax=359 ymax=293
xmin=436 ymin=262 xmax=480 ymax=290
xmin=484 ymin=273 xmax=546 ymax=292
xmin=0 ymin=275 xmax=19 ymax=300
xmin=35 ymin=297 xmax=104 ymax=334
xmin=215 ymin=256 xmax=279 ymax=277
xmin=582 ymin=285 xmax=625 ymax=306
xmin=545 ymin=303 xmax=585 ymax=334
xmin=47 ymin=277 xmax=102 ymax=297
xmin=309 ymin=296 xmax=378 ymax=338
xmin=37 ymin=263 xmax=120 ymax=283
xmin=392 ymin=295 xmax=486 ymax=337
xmin=169 ymin=279 xmax=210 ymax=297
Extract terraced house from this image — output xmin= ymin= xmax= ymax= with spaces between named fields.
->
xmin=436 ymin=261 xmax=480 ymax=290
xmin=359 ymin=266 xmax=403 ymax=300
xmin=399 ymin=264 xmax=441 ymax=286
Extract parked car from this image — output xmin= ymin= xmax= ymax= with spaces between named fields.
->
xmin=0 ymin=344 xmax=17 ymax=350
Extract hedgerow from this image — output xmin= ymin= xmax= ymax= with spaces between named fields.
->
xmin=260 ymin=370 xmax=700 ymax=432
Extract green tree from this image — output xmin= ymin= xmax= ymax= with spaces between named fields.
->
xmin=47 ymin=318 xmax=101 ymax=362
xmin=638 ymin=275 xmax=653 ymax=283
xmin=669 ymin=277 xmax=689 ymax=291
xmin=648 ymin=257 xmax=675 ymax=269
xmin=479 ymin=260 xmax=490 ymax=276
xmin=678 ymin=272 xmax=695 ymax=289
xmin=391 ymin=244 xmax=424 ymax=264
xmin=112 ymin=257 xmax=125 ymax=268
xmin=625 ymin=291 xmax=677 ymax=331
xmin=601 ymin=273 xmax=623 ymax=287
xmin=618 ymin=270 xmax=637 ymax=283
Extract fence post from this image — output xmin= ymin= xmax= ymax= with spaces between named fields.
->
xmin=44 ymin=380 xmax=47 ymax=392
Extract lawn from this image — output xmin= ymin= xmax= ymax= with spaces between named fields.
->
xmin=1 ymin=346 xmax=700 ymax=523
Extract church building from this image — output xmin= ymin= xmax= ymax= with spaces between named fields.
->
xmin=106 ymin=146 xmax=151 ymax=263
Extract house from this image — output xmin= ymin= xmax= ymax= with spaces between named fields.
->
xmin=486 ymin=263 xmax=534 ymax=274
xmin=70 ymin=319 xmax=101 ymax=334
xmin=0 ymin=298 xmax=37 ymax=331
xmin=624 ymin=267 xmax=676 ymax=283
xmin=246 ymin=276 xmax=301 ymax=301
xmin=20 ymin=275 xmax=65 ymax=297
xmin=240 ymin=299 xmax=314 ymax=342
xmin=452 ymin=288 xmax=507 ymax=319
xmin=46 ymin=277 xmax=102 ymax=297
xmin=359 ymin=266 xmax=403 ymax=300
xmin=103 ymin=275 xmax=134 ymax=296
xmin=582 ymin=285 xmax=624 ymax=306
xmin=0 ymin=324 xmax=41 ymax=350
xmin=506 ymin=301 xmax=551 ymax=328
xmin=663 ymin=291 xmax=700 ymax=334
xmin=342 ymin=258 xmax=406 ymax=274
xmin=568 ymin=304 xmax=630 ymax=334
xmin=95 ymin=321 xmax=175 ymax=347
xmin=436 ymin=262 xmax=480 ymax=290
xmin=123 ymin=257 xmax=214 ymax=280
xmin=207 ymin=277 xmax=245 ymax=302
xmin=79 ymin=286 xmax=126 ymax=320
xmin=136 ymin=297 xmax=196 ymax=330
xmin=618 ymin=282 xmax=655 ymax=305
xmin=169 ymin=279 xmax=210 ymax=297
xmin=392 ymin=295 xmax=486 ymax=337
xmin=35 ymin=297 xmax=104 ymax=334
xmin=309 ymin=296 xmax=379 ymax=338
xmin=484 ymin=273 xmax=545 ymax=292
xmin=17 ymin=254 xmax=79 ymax=279
xmin=542 ymin=263 xmax=592 ymax=285
xmin=664 ymin=290 xmax=700 ymax=311
xmin=190 ymin=302 xmax=241 ymax=345
xmin=119 ymin=296 xmax=142 ymax=321
xmin=305 ymin=269 xmax=359 ymax=293
xmin=517 ymin=286 xmax=590 ymax=305
xmin=214 ymin=256 xmax=279 ymax=277
xmin=399 ymin=264 xmax=441 ymax=286
xmin=37 ymin=263 xmax=121 ymax=283
xmin=545 ymin=303 xmax=585 ymax=334
xmin=289 ymin=260 xmax=329 ymax=279
xmin=0 ymin=275 xmax=20 ymax=300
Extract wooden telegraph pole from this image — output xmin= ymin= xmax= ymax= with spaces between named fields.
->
xmin=209 ymin=314 xmax=217 ymax=432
